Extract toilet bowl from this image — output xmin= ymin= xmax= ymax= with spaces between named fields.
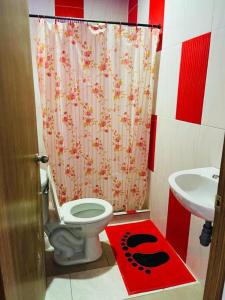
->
xmin=43 ymin=166 xmax=113 ymax=266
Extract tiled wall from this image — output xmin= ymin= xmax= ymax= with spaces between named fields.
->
xmin=148 ymin=0 xmax=225 ymax=284
xmin=29 ymin=0 xmax=129 ymax=22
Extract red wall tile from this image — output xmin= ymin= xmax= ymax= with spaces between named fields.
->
xmin=148 ymin=114 xmax=157 ymax=171
xmin=149 ymin=0 xmax=165 ymax=51
xmin=166 ymin=190 xmax=191 ymax=262
xmin=128 ymin=0 xmax=138 ymax=23
xmin=176 ymin=33 xmax=211 ymax=124
xmin=55 ymin=0 xmax=84 ymax=18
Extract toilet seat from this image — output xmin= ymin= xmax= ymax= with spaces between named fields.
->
xmin=61 ymin=198 xmax=113 ymax=224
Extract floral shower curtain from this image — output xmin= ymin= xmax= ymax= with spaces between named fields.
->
xmin=35 ymin=19 xmax=159 ymax=211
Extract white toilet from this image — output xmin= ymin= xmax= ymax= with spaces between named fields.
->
xmin=40 ymin=167 xmax=113 ymax=266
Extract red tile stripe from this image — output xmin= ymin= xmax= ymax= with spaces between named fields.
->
xmin=166 ymin=190 xmax=191 ymax=262
xmin=176 ymin=33 xmax=211 ymax=124
xmin=55 ymin=0 xmax=84 ymax=18
xmin=149 ymin=0 xmax=165 ymax=51
xmin=128 ymin=0 xmax=138 ymax=23
xmin=148 ymin=114 xmax=157 ymax=171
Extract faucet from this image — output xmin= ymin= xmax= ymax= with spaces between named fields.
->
xmin=212 ymin=174 xmax=219 ymax=179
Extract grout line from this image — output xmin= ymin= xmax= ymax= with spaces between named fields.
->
xmin=69 ymin=273 xmax=74 ymax=300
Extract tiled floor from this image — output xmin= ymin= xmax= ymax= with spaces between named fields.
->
xmin=45 ymin=218 xmax=203 ymax=300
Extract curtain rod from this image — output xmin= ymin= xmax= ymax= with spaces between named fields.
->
xmin=29 ymin=14 xmax=161 ymax=29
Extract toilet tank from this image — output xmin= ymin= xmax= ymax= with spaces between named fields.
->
xmin=40 ymin=168 xmax=49 ymax=224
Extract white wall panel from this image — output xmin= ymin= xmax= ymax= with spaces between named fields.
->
xmin=29 ymin=0 xmax=55 ymax=16
xmin=84 ymin=0 xmax=129 ymax=22
xmin=154 ymin=117 xmax=199 ymax=180
xmin=212 ymin=0 xmax=225 ymax=30
xmin=163 ymin=0 xmax=214 ymax=49
xmin=156 ymin=44 xmax=181 ymax=118
xmin=137 ymin=0 xmax=150 ymax=24
xmin=202 ymin=28 xmax=225 ymax=130
xmin=186 ymin=215 xmax=210 ymax=283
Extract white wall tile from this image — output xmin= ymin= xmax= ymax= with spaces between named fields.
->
xmin=45 ymin=275 xmax=72 ymax=300
xmin=70 ymin=266 xmax=128 ymax=300
xmin=149 ymin=172 xmax=169 ymax=236
xmin=156 ymin=44 xmax=182 ymax=118
xmin=186 ymin=215 xmax=210 ymax=283
xmin=202 ymin=28 xmax=225 ymax=130
xmin=84 ymin=0 xmax=129 ymax=22
xmin=137 ymin=0 xmax=150 ymax=24
xmin=195 ymin=125 xmax=225 ymax=169
xmin=163 ymin=0 xmax=214 ymax=49
xmin=28 ymin=0 xmax=55 ymax=15
xmin=212 ymin=0 xmax=225 ymax=30
xmin=154 ymin=117 xmax=200 ymax=180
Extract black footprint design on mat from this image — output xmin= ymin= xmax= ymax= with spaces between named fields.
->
xmin=121 ymin=232 xmax=157 ymax=249
xmin=121 ymin=232 xmax=170 ymax=275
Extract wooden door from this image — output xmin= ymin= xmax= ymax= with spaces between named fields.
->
xmin=204 ymin=135 xmax=225 ymax=300
xmin=0 ymin=1 xmax=46 ymax=300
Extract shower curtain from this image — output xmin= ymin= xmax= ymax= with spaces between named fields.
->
xmin=35 ymin=19 xmax=159 ymax=211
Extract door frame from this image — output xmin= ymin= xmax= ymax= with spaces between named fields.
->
xmin=204 ymin=135 xmax=225 ymax=300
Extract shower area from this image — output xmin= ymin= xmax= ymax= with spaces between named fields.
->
xmin=31 ymin=17 xmax=159 ymax=212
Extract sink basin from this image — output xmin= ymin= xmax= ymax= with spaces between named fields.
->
xmin=168 ymin=167 xmax=219 ymax=221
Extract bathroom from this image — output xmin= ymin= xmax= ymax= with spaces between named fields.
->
xmin=0 ymin=0 xmax=225 ymax=299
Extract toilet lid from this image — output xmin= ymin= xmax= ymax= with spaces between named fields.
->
xmin=40 ymin=168 xmax=47 ymax=188
xmin=61 ymin=198 xmax=113 ymax=224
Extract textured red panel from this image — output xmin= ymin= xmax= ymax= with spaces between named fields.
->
xmin=166 ymin=190 xmax=191 ymax=262
xmin=149 ymin=0 xmax=165 ymax=51
xmin=55 ymin=0 xmax=84 ymax=18
xmin=128 ymin=0 xmax=138 ymax=23
xmin=55 ymin=0 xmax=83 ymax=6
xmin=148 ymin=114 xmax=157 ymax=171
xmin=176 ymin=33 xmax=211 ymax=124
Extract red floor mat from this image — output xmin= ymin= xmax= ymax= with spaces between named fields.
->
xmin=106 ymin=220 xmax=195 ymax=295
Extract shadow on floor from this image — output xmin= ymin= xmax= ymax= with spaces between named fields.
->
xmin=45 ymin=242 xmax=116 ymax=277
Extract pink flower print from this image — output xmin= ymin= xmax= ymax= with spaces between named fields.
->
xmin=84 ymin=155 xmax=94 ymax=175
xmin=84 ymin=50 xmax=92 ymax=57
xmin=99 ymin=159 xmax=111 ymax=180
xmin=92 ymin=185 xmax=103 ymax=197
xmin=121 ymin=53 xmax=132 ymax=70
xmin=65 ymin=164 xmax=75 ymax=178
xmin=83 ymin=103 xmax=94 ymax=127
xmin=60 ymin=50 xmax=71 ymax=69
xmin=91 ymin=83 xmax=104 ymax=100
xmin=144 ymin=85 xmax=151 ymax=97
xmin=139 ymin=170 xmax=147 ymax=177
xmin=73 ymin=185 xmax=82 ymax=200
xmin=113 ymin=130 xmax=122 ymax=152
xmin=121 ymin=112 xmax=131 ymax=126
xmin=112 ymin=177 xmax=122 ymax=197
xmin=130 ymin=184 xmax=140 ymax=197
xmin=134 ymin=107 xmax=142 ymax=125
xmin=98 ymin=54 xmax=111 ymax=77
xmin=70 ymin=141 xmax=82 ymax=159
xmin=126 ymin=144 xmax=132 ymax=154
xmin=42 ymin=109 xmax=54 ymax=135
xmin=56 ymin=132 xmax=64 ymax=155
xmin=37 ymin=55 xmax=44 ymax=67
xmin=136 ymin=137 xmax=146 ymax=151
xmin=58 ymin=184 xmax=67 ymax=204
xmin=92 ymin=137 xmax=103 ymax=151
xmin=62 ymin=112 xmax=73 ymax=130
xmin=121 ymin=162 xmax=129 ymax=174
xmin=98 ymin=112 xmax=111 ymax=132
xmin=113 ymin=75 xmax=123 ymax=100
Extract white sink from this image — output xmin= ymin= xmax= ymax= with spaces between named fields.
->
xmin=168 ymin=167 xmax=219 ymax=221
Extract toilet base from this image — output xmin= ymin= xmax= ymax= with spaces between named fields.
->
xmin=53 ymin=235 xmax=103 ymax=266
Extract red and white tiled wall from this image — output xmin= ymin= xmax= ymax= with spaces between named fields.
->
xmin=147 ymin=0 xmax=225 ymax=284
xmin=29 ymin=0 xmax=225 ymax=286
